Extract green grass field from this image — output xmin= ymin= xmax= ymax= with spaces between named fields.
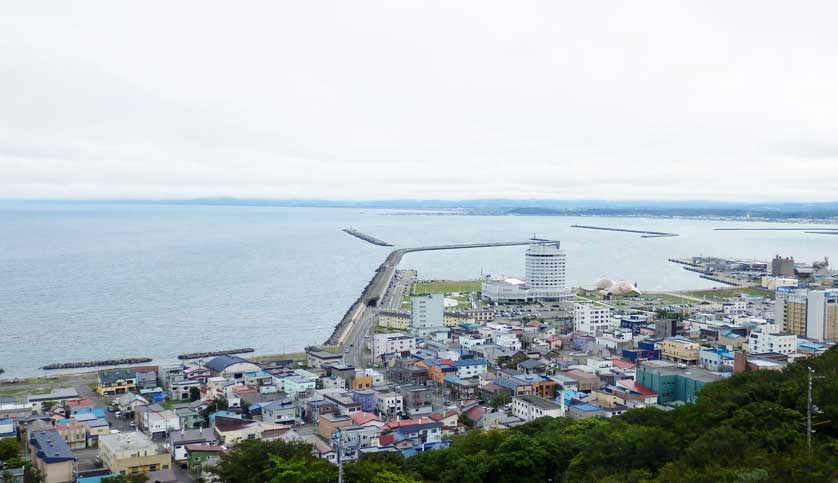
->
xmin=410 ymin=280 xmax=481 ymax=295
xmin=680 ymin=287 xmax=773 ymax=300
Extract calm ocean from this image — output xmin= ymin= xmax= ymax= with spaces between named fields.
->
xmin=2 ymin=202 xmax=836 ymax=378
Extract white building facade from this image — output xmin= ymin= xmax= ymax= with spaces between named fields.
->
xmin=574 ymin=303 xmax=614 ymax=336
xmin=512 ymin=395 xmax=565 ymax=421
xmin=410 ymin=294 xmax=446 ymax=336
xmin=748 ymin=330 xmax=797 ymax=354
xmin=371 ymin=333 xmax=417 ymax=360
xmin=525 ymin=242 xmax=572 ymax=301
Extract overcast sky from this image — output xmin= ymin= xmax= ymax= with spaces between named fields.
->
xmin=1 ymin=1 xmax=837 ymax=201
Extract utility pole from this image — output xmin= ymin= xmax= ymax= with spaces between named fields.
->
xmin=336 ymin=428 xmax=344 ymax=483
xmin=807 ymin=366 xmax=814 ymax=456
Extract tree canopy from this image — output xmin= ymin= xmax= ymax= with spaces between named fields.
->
xmin=210 ymin=347 xmax=838 ymax=482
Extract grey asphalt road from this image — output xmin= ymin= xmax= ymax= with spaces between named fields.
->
xmin=342 ymin=269 xmax=415 ymax=368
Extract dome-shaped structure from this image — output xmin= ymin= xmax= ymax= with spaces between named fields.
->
xmin=593 ymin=278 xmax=641 ymax=296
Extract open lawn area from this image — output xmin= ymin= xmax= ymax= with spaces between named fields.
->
xmin=410 ymin=280 xmax=481 ymax=295
xmin=679 ymin=287 xmax=774 ymax=300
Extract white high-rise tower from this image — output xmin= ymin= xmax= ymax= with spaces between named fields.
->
xmin=525 ymin=241 xmax=572 ymax=301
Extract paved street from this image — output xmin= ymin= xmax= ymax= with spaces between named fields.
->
xmin=343 ymin=269 xmax=416 ymax=368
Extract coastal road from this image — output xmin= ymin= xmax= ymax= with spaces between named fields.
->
xmin=342 ymin=270 xmax=415 ymax=368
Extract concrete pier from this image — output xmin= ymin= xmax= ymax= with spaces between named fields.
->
xmin=343 ymin=228 xmax=393 ymax=246
xmin=324 ymin=239 xmax=550 ymax=345
xmin=571 ymin=225 xmax=678 ymax=238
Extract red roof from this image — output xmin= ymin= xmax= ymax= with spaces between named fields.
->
xmin=611 ymin=358 xmax=636 ymax=369
xmin=379 ymin=434 xmax=396 ymax=446
xmin=384 ymin=417 xmax=433 ymax=430
xmin=617 ymin=380 xmax=657 ymax=396
xmin=350 ymin=412 xmax=382 ymax=426
xmin=66 ymin=399 xmax=93 ymax=407
xmin=439 ymin=358 xmax=455 ymax=366
xmin=526 ymin=321 xmax=542 ymax=327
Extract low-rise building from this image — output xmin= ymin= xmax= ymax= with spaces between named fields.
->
xmin=371 ymin=333 xmax=417 ymax=361
xmin=748 ymin=330 xmax=796 ymax=355
xmin=26 ymin=388 xmax=79 ymax=413
xmin=636 ymin=360 xmax=722 ymax=404
xmin=574 ymin=303 xmax=613 ymax=336
xmin=305 ymin=349 xmax=344 ymax=369
xmin=660 ymin=337 xmax=700 ymax=364
xmin=99 ymin=432 xmax=171 ymax=476
xmin=452 ymin=358 xmax=488 ymax=379
xmin=374 ymin=390 xmax=403 ymax=418
xmin=512 ymin=395 xmax=565 ymax=421
xmin=97 ymin=369 xmax=137 ymax=397
xmin=29 ymin=431 xmax=77 ymax=483
xmin=205 ymin=356 xmax=261 ymax=380
xmin=170 ymin=429 xmax=219 ymax=463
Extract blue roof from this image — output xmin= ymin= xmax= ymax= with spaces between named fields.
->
xmin=88 ymin=418 xmax=109 ymax=428
xmin=73 ymin=408 xmax=106 ymax=418
xmin=78 ymin=476 xmax=118 ymax=483
xmin=799 ymin=342 xmax=824 ymax=349
xmin=453 ymin=359 xmax=487 ymax=367
xmin=206 ymin=355 xmax=248 ymax=372
xmin=571 ymin=403 xmax=601 ymax=412
xmin=30 ymin=431 xmax=76 ymax=463
xmin=444 ymin=375 xmax=461 ymax=383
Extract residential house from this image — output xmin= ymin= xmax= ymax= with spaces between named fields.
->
xmin=54 ymin=420 xmax=86 ymax=449
xmin=213 ymin=416 xmax=285 ymax=445
xmin=398 ymin=385 xmax=433 ymax=417
xmin=97 ymin=369 xmax=137 ymax=397
xmin=205 ymin=356 xmax=261 ymax=380
xmin=512 ymin=395 xmax=565 ymax=421
xmin=324 ymin=392 xmax=361 ymax=416
xmin=567 ymin=402 xmax=608 ymax=419
xmin=660 ymin=337 xmax=700 ymax=364
xmin=170 ymin=428 xmax=219 ymax=464
xmin=144 ymin=409 xmax=181 ymax=439
xmin=0 ymin=417 xmax=16 ymax=438
xmin=175 ymin=407 xmax=202 ymax=430
xmin=305 ymin=349 xmax=343 ymax=369
xmin=318 ymin=413 xmax=353 ymax=439
xmin=29 ymin=431 xmax=77 ymax=483
xmin=185 ymin=444 xmax=226 ymax=480
xmin=452 ymin=358 xmax=488 ymax=379
xmin=116 ymin=393 xmax=148 ymax=418
xmin=135 ymin=367 xmax=159 ymax=391
xmin=261 ymin=399 xmax=296 ymax=425
xmin=99 ymin=432 xmax=171 ymax=476
xmin=374 ymin=390 xmax=403 ymax=418
xmin=517 ymin=358 xmax=548 ymax=374
xmin=351 ymin=390 xmax=377 ymax=413
xmin=27 ymin=388 xmax=80 ymax=413
xmin=383 ymin=418 xmax=443 ymax=446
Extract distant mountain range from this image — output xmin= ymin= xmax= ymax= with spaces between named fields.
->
xmin=11 ymin=198 xmax=838 ymax=220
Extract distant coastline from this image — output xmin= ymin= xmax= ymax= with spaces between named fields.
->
xmin=4 ymin=198 xmax=837 ymax=223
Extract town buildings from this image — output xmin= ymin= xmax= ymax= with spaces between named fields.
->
xmin=99 ymin=432 xmax=172 ymax=476
xmin=573 ymin=303 xmax=613 ymax=336
xmin=776 ymin=288 xmax=838 ymax=342
xmin=511 ymin=395 xmax=565 ymax=421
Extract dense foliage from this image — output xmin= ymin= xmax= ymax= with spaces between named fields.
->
xmin=212 ymin=347 xmax=838 ymax=482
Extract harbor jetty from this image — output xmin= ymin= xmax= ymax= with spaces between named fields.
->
xmin=343 ymin=228 xmax=393 ymax=246
xmin=806 ymin=231 xmax=838 ymax=235
xmin=42 ymin=358 xmax=152 ymax=370
xmin=571 ymin=225 xmax=678 ymax=238
xmin=178 ymin=348 xmax=255 ymax=360
xmin=325 ymin=239 xmax=553 ymax=345
xmin=715 ymin=227 xmax=838 ymax=231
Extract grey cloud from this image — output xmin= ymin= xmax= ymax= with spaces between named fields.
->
xmin=0 ymin=1 xmax=837 ymax=201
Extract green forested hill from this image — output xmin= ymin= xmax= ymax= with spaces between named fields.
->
xmin=212 ymin=347 xmax=838 ymax=483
